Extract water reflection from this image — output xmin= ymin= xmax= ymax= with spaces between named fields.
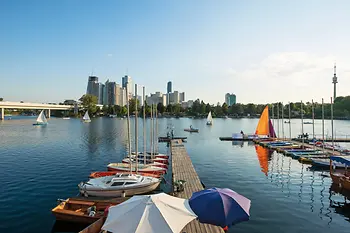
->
xmin=254 ymin=146 xmax=272 ymax=176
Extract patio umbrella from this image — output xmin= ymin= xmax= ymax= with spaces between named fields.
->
xmin=189 ymin=187 xmax=251 ymax=227
xmin=102 ymin=192 xmax=197 ymax=233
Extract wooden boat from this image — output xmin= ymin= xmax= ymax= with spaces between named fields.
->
xmin=89 ymin=171 xmax=162 ymax=179
xmin=79 ymin=217 xmax=105 ymax=233
xmin=52 ymin=197 xmax=127 ymax=224
xmin=184 ymin=127 xmax=199 ymax=133
xmin=330 ymin=156 xmax=350 ymax=190
xmin=132 ymin=151 xmax=169 ymax=159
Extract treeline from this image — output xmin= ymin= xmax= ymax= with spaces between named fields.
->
xmin=69 ymin=94 xmax=350 ymax=119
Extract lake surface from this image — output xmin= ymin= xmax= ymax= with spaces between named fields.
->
xmin=0 ymin=117 xmax=350 ymax=233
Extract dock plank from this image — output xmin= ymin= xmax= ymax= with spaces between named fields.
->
xmin=171 ymin=139 xmax=224 ymax=233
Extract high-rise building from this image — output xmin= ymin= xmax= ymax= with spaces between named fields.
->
xmin=103 ymin=80 xmax=109 ymax=105
xmin=122 ymin=75 xmax=133 ymax=98
xmin=120 ymin=87 xmax=127 ymax=106
xmin=107 ymin=82 xmax=117 ymax=105
xmin=86 ymin=76 xmax=100 ymax=98
xmin=179 ymin=92 xmax=185 ymax=102
xmin=167 ymin=81 xmax=172 ymax=93
xmin=225 ymin=93 xmax=236 ymax=106
xmin=98 ymin=83 xmax=104 ymax=105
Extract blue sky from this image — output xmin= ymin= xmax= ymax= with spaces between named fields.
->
xmin=1 ymin=0 xmax=350 ymax=104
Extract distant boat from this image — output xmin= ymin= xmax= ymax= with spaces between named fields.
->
xmin=284 ymin=121 xmax=290 ymax=123
xmin=109 ymin=114 xmax=117 ymax=118
xmin=206 ymin=111 xmax=213 ymax=125
xmin=303 ymin=122 xmax=312 ymax=124
xmin=184 ymin=126 xmax=199 ymax=133
xmin=33 ymin=110 xmax=48 ymax=126
xmin=82 ymin=111 xmax=91 ymax=123
xmin=62 ymin=117 xmax=70 ymax=120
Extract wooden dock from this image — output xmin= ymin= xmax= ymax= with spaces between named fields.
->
xmin=171 ymin=139 xmax=224 ymax=233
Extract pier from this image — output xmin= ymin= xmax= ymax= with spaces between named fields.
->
xmin=219 ymin=137 xmax=350 ymax=143
xmin=171 ymin=139 xmax=224 ymax=233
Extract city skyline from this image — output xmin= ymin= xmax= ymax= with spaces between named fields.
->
xmin=2 ymin=1 xmax=350 ymax=104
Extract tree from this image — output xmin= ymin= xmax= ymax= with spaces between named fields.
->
xmin=79 ymin=94 xmax=98 ymax=114
xmin=120 ymin=106 xmax=127 ymax=116
xmin=157 ymin=103 xmax=166 ymax=114
xmin=0 ymin=97 xmax=3 ymax=101
xmin=222 ymin=103 xmax=228 ymax=115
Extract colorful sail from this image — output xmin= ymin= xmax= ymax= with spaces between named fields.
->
xmin=255 ymin=106 xmax=270 ymax=135
xmin=268 ymin=119 xmax=276 ymax=138
xmin=255 ymin=106 xmax=276 ymax=138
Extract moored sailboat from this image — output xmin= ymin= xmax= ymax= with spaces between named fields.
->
xmin=33 ymin=110 xmax=48 ymax=126
xmin=82 ymin=111 xmax=91 ymax=123
xmin=206 ymin=111 xmax=213 ymax=125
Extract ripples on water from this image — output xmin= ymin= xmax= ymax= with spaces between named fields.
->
xmin=0 ymin=117 xmax=349 ymax=233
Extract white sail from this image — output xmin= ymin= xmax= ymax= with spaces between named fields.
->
xmin=36 ymin=110 xmax=47 ymax=123
xmin=83 ymin=111 xmax=90 ymax=121
xmin=207 ymin=111 xmax=213 ymax=124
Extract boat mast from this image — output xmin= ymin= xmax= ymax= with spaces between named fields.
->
xmin=289 ymin=102 xmax=292 ymax=139
xmin=301 ymin=101 xmax=304 ymax=148
xmin=149 ymin=104 xmax=153 ymax=156
xmin=322 ymin=98 xmax=325 ymax=153
xmin=153 ymin=104 xmax=156 ymax=156
xmin=156 ymin=105 xmax=159 ymax=154
xmin=135 ymin=84 xmax=138 ymax=173
xmin=143 ymin=86 xmax=146 ymax=165
xmin=126 ymin=83 xmax=132 ymax=173
xmin=277 ymin=103 xmax=280 ymax=138
xmin=312 ymin=99 xmax=315 ymax=140
xmin=272 ymin=104 xmax=275 ymax=130
xmin=281 ymin=102 xmax=284 ymax=140
xmin=331 ymin=97 xmax=334 ymax=153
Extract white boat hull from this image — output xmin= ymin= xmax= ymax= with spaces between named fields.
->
xmin=79 ymin=181 xmax=160 ymax=197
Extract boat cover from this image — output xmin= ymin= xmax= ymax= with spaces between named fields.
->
xmin=330 ymin=156 xmax=350 ymax=166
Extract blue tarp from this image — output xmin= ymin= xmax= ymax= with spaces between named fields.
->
xmin=330 ymin=156 xmax=350 ymax=166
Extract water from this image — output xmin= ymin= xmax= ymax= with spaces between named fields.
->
xmin=0 ymin=117 xmax=349 ymax=233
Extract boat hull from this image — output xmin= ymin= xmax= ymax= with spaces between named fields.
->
xmin=184 ymin=128 xmax=199 ymax=133
xmin=107 ymin=166 xmax=166 ymax=175
xmin=79 ymin=181 xmax=161 ymax=197
xmin=121 ymin=159 xmax=168 ymax=169
xmin=33 ymin=123 xmax=48 ymax=126
xmin=89 ymin=171 xmax=162 ymax=179
xmin=52 ymin=198 xmax=126 ymax=224
xmin=83 ymin=120 xmax=91 ymax=123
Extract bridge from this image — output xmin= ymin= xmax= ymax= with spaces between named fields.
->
xmin=0 ymin=101 xmax=75 ymax=120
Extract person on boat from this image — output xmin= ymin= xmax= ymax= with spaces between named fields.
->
xmin=190 ymin=125 xmax=193 ymax=129
xmin=240 ymin=130 xmax=244 ymax=135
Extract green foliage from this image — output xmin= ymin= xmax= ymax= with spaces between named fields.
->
xmin=79 ymin=94 xmax=98 ymax=114
xmin=0 ymin=97 xmax=3 ymax=101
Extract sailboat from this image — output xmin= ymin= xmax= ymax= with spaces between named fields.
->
xmin=82 ymin=111 xmax=91 ymax=123
xmin=206 ymin=111 xmax=213 ymax=125
xmin=107 ymin=84 xmax=167 ymax=176
xmin=33 ymin=110 xmax=48 ymax=126
xmin=80 ymin=84 xmax=161 ymax=197
xmin=254 ymin=106 xmax=276 ymax=138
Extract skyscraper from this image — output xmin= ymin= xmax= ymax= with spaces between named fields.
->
xmin=86 ymin=76 xmax=99 ymax=97
xmin=225 ymin=93 xmax=236 ymax=106
xmin=167 ymin=81 xmax=172 ymax=93
xmin=98 ymin=83 xmax=104 ymax=105
xmin=122 ymin=75 xmax=133 ymax=98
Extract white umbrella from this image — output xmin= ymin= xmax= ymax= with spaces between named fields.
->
xmin=102 ymin=193 xmax=197 ymax=233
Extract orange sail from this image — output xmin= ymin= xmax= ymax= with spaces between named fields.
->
xmin=255 ymin=106 xmax=270 ymax=135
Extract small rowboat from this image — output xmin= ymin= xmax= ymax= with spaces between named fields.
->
xmin=89 ymin=171 xmax=162 ymax=179
xmin=52 ymin=197 xmax=127 ymax=224
xmin=184 ymin=128 xmax=199 ymax=133
xmin=131 ymin=152 xmax=169 ymax=159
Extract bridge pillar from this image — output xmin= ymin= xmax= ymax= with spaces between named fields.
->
xmin=0 ymin=108 xmax=4 ymax=120
xmin=46 ymin=109 xmax=51 ymax=118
